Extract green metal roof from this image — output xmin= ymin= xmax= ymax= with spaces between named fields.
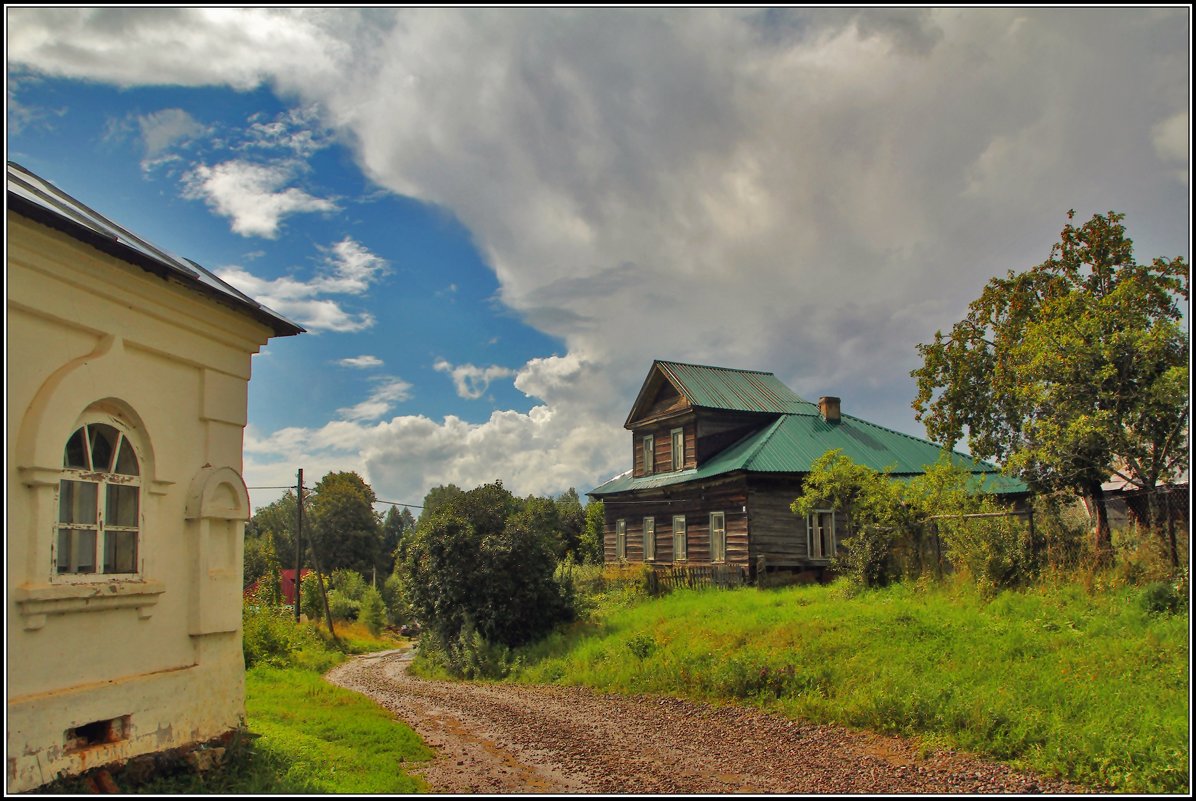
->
xmin=653 ymin=361 xmax=819 ymax=415
xmin=590 ymin=410 xmax=1027 ymax=497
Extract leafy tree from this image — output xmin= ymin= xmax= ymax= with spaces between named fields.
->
xmin=399 ymin=481 xmax=574 ymax=651
xmin=359 ymin=586 xmax=386 ymax=636
xmin=912 ymin=210 xmax=1189 ymax=561
xmin=580 ymin=500 xmax=605 ymax=564
xmin=309 ymin=471 xmax=383 ymax=575
xmin=380 ymin=505 xmax=416 ymax=575
xmin=246 ymin=490 xmax=299 ymax=565
xmin=419 ymin=483 xmax=466 ymax=522
xmin=555 ymin=488 xmax=587 ymax=559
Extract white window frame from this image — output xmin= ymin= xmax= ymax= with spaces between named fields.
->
xmin=710 ymin=511 xmax=726 ymax=563
xmin=615 ymin=519 xmax=627 ymax=561
xmin=642 ymin=435 xmax=655 ymax=475
xmin=673 ymin=515 xmax=687 ymax=562
xmin=56 ymin=420 xmax=142 ymax=578
xmin=671 ymin=427 xmax=685 ymax=471
xmin=644 ymin=517 xmax=656 ymax=561
xmin=807 ymin=509 xmax=836 ymax=560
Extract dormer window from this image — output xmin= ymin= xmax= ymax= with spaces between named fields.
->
xmin=642 ymin=435 xmax=655 ymax=475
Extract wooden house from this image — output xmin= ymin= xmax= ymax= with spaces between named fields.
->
xmin=588 ymin=361 xmax=1026 ymax=578
xmin=6 ymin=162 xmax=303 ymax=791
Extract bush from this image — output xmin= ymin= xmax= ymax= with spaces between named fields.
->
xmin=1140 ymin=581 xmax=1182 ymax=615
xmin=326 ymin=589 xmax=361 ymax=622
xmin=242 ymin=601 xmax=334 ymax=670
xmin=359 ymin=586 xmax=386 ymax=636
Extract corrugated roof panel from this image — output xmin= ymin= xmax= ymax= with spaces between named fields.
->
xmin=7 ymin=161 xmax=303 ymax=337
xmin=656 ymin=361 xmax=819 ymax=415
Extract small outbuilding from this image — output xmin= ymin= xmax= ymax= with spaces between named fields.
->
xmin=6 ymin=162 xmax=303 ymax=791
xmin=588 ymin=360 xmax=1026 ymax=579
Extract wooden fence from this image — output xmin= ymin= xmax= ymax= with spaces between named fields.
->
xmin=645 ymin=563 xmax=750 ymax=595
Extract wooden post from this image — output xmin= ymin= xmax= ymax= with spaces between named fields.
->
xmin=294 ymin=468 xmax=303 ymax=623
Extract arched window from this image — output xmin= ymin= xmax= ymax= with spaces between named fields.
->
xmin=57 ymin=422 xmax=141 ymax=575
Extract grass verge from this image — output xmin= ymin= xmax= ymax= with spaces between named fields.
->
xmin=511 ymin=578 xmax=1189 ymax=793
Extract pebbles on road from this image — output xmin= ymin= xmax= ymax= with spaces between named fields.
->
xmin=326 ymin=649 xmax=1091 ymax=795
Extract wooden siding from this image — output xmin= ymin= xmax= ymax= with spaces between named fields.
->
xmin=632 ymin=419 xmax=696 ymax=476
xmin=747 ymin=476 xmax=848 ymax=567
xmin=693 ymin=410 xmax=775 ymax=466
xmin=603 ymin=476 xmax=750 ymax=566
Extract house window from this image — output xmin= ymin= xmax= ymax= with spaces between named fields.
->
xmin=642 ymin=435 xmax=655 ymax=475
xmin=710 ymin=511 xmax=726 ymax=563
xmin=673 ymin=515 xmax=687 ymax=562
xmin=615 ymin=519 xmax=627 ymax=561
xmin=56 ymin=423 xmax=140 ymax=575
xmin=643 ymin=517 xmax=656 ymax=561
xmin=807 ymin=510 xmax=836 ymax=560
xmin=671 ymin=428 xmax=684 ymax=471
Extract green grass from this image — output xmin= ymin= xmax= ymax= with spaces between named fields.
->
xmin=244 ymin=664 xmax=432 ymax=793
xmin=511 ymin=579 xmax=1189 ymax=793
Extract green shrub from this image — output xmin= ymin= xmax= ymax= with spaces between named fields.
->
xmin=326 ymin=589 xmax=360 ymax=622
xmin=359 ymin=586 xmax=386 ymax=636
xmin=1140 ymin=581 xmax=1182 ymax=615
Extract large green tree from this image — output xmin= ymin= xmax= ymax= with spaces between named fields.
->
xmin=912 ymin=210 xmax=1189 ymax=559
xmin=309 ymin=471 xmax=383 ymax=575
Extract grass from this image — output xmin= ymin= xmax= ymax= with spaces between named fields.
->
xmin=510 ymin=577 xmax=1189 ymax=793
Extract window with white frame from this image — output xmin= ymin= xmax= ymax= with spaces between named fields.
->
xmin=642 ymin=435 xmax=655 ymax=475
xmin=671 ymin=428 xmax=685 ymax=471
xmin=807 ymin=510 xmax=836 ymax=560
xmin=710 ymin=511 xmax=726 ymax=563
xmin=644 ymin=517 xmax=656 ymax=561
xmin=615 ymin=519 xmax=627 ymax=561
xmin=57 ymin=422 xmax=141 ymax=575
xmin=673 ymin=515 xmax=687 ymax=561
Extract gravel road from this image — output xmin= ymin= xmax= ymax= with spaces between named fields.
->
xmin=326 ymin=649 xmax=1092 ymax=794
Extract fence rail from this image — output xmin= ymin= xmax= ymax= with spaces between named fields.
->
xmin=645 ymin=564 xmax=750 ymax=595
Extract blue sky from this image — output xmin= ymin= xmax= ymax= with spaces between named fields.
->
xmin=7 ymin=8 xmax=1190 ymax=512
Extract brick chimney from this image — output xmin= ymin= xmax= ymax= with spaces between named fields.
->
xmin=818 ymin=396 xmax=841 ymax=423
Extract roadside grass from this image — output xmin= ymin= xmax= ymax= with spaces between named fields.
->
xmin=511 ymin=578 xmax=1189 ymax=793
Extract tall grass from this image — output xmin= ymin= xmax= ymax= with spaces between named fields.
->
xmin=512 ymin=578 xmax=1189 ymax=793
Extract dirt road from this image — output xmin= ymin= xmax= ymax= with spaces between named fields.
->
xmin=326 ymin=649 xmax=1090 ymax=794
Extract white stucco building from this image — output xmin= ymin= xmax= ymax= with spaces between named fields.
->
xmin=6 ymin=162 xmax=303 ymax=791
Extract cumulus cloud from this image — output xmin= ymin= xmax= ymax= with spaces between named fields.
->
xmin=11 ymin=8 xmax=1189 ymax=508
xmin=139 ymin=108 xmax=206 ymax=159
xmin=1152 ymin=110 xmax=1189 ymax=185
xmin=217 ymin=236 xmax=386 ymax=332
xmin=433 ymin=359 xmax=517 ymax=400
xmin=338 ymin=354 xmax=384 ymax=369
xmin=182 ymin=159 xmax=337 ymax=237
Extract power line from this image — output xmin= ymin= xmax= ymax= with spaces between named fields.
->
xmin=374 ymin=499 xmax=423 ymax=509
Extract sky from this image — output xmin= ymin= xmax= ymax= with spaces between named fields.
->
xmin=6 ymin=7 xmax=1191 ymax=513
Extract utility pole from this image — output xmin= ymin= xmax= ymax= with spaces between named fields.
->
xmin=294 ymin=468 xmax=303 ymax=622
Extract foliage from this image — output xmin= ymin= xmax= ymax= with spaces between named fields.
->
xmin=400 ymin=481 xmax=575 ymax=659
xmin=325 ymin=590 xmax=360 ymax=623
xmin=299 ymin=571 xmax=327 ymax=621
xmin=379 ymin=505 xmax=416 ymax=575
xmin=555 ymin=488 xmax=587 ymax=560
xmin=380 ymin=573 xmax=410 ymax=626
xmin=580 ymin=500 xmax=606 ymax=564
xmin=309 ymin=471 xmax=383 ymax=575
xmin=359 ymin=586 xmax=387 ymax=636
xmin=246 ymin=490 xmax=299 ymax=569
xmin=791 ymin=450 xmax=913 ymax=588
xmin=509 ymin=581 xmax=1189 ymax=793
xmin=242 ymin=593 xmax=340 ymax=672
xmin=912 ymin=210 xmax=1189 ymax=558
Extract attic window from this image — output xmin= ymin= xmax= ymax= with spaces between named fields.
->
xmin=642 ymin=435 xmax=655 ymax=475
xmin=671 ymin=428 xmax=684 ymax=471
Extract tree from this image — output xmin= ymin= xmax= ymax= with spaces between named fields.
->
xmin=246 ymin=490 xmax=299 ymax=571
xmin=912 ymin=210 xmax=1189 ymax=561
xmin=580 ymin=500 xmax=605 ymax=564
xmin=309 ymin=471 xmax=383 ymax=575
xmin=380 ymin=505 xmax=416 ymax=576
xmin=554 ymin=488 xmax=587 ymax=559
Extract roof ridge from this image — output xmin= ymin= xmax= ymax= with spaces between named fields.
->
xmin=656 ymin=359 xmax=774 ymax=376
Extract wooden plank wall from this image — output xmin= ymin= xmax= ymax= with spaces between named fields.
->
xmin=603 ymin=477 xmax=750 ymax=566
xmin=631 ymin=421 xmax=696 ymax=476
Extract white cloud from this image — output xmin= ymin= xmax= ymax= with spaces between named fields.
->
xmin=339 ymin=355 xmax=384 ymax=369
xmin=216 ymin=236 xmax=386 ymax=332
xmin=337 ymin=377 xmax=414 ymax=421
xmin=139 ymin=108 xmax=206 ymax=160
xmin=433 ymin=359 xmax=516 ymax=400
xmin=11 ymin=8 xmax=1190 ymax=509
xmin=1152 ymin=110 xmax=1189 ymax=185
xmin=182 ymin=159 xmax=337 ymax=238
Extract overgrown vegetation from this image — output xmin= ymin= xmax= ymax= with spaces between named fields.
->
xmin=509 ymin=573 xmax=1189 ymax=793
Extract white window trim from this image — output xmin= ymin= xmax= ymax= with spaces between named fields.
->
xmin=644 ymin=517 xmax=656 ymax=561
xmin=671 ymin=428 xmax=685 ymax=472
xmin=642 ymin=435 xmax=655 ymax=475
xmin=710 ymin=511 xmax=726 ymax=563
xmin=615 ymin=519 xmax=627 ymax=561
xmin=807 ymin=509 xmax=837 ymax=560
xmin=673 ymin=515 xmax=687 ymax=562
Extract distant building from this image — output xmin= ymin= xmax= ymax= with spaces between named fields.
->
xmin=589 ymin=360 xmax=1026 ymax=579
xmin=7 ymin=162 xmax=303 ymax=791
xmin=244 ymin=568 xmax=311 ymax=607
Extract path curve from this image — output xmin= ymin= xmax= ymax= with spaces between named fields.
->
xmin=326 ymin=649 xmax=1089 ymax=794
